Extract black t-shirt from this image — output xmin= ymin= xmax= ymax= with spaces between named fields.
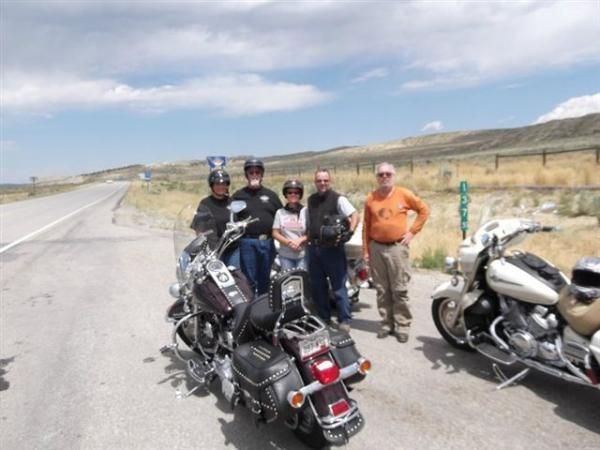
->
xmin=191 ymin=195 xmax=238 ymax=250
xmin=232 ymin=186 xmax=283 ymax=236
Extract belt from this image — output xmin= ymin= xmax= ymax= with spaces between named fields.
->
xmin=372 ymin=239 xmax=402 ymax=246
xmin=246 ymin=234 xmax=270 ymax=240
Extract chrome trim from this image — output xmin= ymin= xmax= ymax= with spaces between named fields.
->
xmin=313 ymin=399 xmax=362 ymax=430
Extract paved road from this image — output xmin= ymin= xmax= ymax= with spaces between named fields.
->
xmin=1 ymin=189 xmax=598 ymax=449
xmin=0 ymin=182 xmax=128 ymax=252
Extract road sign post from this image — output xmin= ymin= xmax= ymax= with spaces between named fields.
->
xmin=459 ymin=180 xmax=469 ymax=239
xmin=144 ymin=170 xmax=152 ymax=191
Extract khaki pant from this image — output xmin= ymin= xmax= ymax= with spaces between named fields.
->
xmin=368 ymin=241 xmax=412 ymax=335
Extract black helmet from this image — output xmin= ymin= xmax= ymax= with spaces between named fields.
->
xmin=208 ymin=168 xmax=230 ymax=187
xmin=282 ymin=179 xmax=304 ymax=198
xmin=243 ymin=159 xmax=264 ymax=174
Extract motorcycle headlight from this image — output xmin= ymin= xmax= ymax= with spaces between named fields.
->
xmin=444 ymin=256 xmax=458 ymax=274
xmin=168 ymin=282 xmax=181 ymax=298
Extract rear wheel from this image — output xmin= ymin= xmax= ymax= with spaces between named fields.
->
xmin=293 ymin=408 xmax=329 ymax=449
xmin=432 ymin=297 xmax=473 ymax=351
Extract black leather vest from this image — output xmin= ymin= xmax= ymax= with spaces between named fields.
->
xmin=307 ymin=190 xmax=340 ymax=239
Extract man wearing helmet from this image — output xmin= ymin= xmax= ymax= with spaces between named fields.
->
xmin=232 ymin=159 xmax=283 ymax=295
xmin=307 ymin=168 xmax=358 ymax=333
xmin=191 ymin=168 xmax=240 ymax=268
xmin=272 ymin=179 xmax=308 ymax=270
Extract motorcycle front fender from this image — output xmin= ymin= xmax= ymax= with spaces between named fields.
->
xmin=432 ymin=278 xmax=464 ymax=302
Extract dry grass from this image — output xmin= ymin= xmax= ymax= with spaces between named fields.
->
xmin=0 ymin=183 xmax=87 ymax=204
xmin=122 ymin=151 xmax=600 ymax=275
xmin=124 ymin=169 xmax=599 ymax=275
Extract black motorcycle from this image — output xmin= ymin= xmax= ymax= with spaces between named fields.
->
xmin=161 ymin=202 xmax=371 ymax=448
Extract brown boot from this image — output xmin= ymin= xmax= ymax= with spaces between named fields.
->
xmin=376 ymin=329 xmax=391 ymax=339
xmin=394 ymin=332 xmax=409 ymax=343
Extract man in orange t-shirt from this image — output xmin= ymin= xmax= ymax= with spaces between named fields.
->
xmin=362 ymin=162 xmax=429 ymax=342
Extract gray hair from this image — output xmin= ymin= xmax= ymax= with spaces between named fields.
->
xmin=375 ymin=162 xmax=395 ymax=174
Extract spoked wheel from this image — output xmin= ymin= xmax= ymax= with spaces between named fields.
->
xmin=431 ymin=297 xmax=473 ymax=351
xmin=293 ymin=408 xmax=329 ymax=450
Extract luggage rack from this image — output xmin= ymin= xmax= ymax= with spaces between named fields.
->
xmin=280 ymin=315 xmax=327 ymax=339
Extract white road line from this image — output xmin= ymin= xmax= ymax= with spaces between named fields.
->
xmin=0 ymin=189 xmax=120 ymax=255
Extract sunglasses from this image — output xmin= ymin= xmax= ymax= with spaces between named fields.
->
xmin=377 ymin=172 xmax=393 ymax=178
xmin=286 ymin=190 xmax=301 ymax=195
xmin=247 ymin=169 xmax=263 ymax=175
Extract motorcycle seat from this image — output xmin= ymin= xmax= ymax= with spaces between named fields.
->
xmin=250 ymin=269 xmax=309 ymax=333
xmin=232 ymin=303 xmax=255 ymax=344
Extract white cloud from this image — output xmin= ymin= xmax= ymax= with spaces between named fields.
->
xmin=422 ymin=121 xmax=444 ymax=132
xmin=2 ymin=1 xmax=599 ymax=112
xmin=1 ymin=73 xmax=331 ymax=116
xmin=352 ymin=67 xmax=389 ymax=83
xmin=534 ymin=93 xmax=600 ymax=124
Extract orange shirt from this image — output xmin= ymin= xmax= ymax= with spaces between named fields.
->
xmin=362 ymin=186 xmax=429 ymax=257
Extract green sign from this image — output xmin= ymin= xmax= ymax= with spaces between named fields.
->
xmin=459 ymin=180 xmax=469 ymax=232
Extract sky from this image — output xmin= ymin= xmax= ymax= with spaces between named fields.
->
xmin=1 ymin=0 xmax=600 ymax=184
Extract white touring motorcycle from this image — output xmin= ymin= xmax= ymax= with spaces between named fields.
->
xmin=161 ymin=202 xmax=371 ymax=449
xmin=431 ymin=211 xmax=600 ymax=389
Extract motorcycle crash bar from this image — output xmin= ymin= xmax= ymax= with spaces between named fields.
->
xmin=287 ymin=358 xmax=371 ymax=409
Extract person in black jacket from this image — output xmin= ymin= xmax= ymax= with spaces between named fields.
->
xmin=307 ymin=168 xmax=358 ymax=332
xmin=232 ymin=159 xmax=283 ymax=295
xmin=191 ymin=168 xmax=240 ymax=268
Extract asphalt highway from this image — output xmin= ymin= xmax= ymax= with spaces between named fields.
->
xmin=1 ymin=185 xmax=598 ymax=449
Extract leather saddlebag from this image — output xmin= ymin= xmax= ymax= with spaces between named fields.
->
xmin=232 ymin=341 xmax=303 ymax=422
xmin=558 ymin=257 xmax=600 ymax=336
xmin=329 ymin=330 xmax=365 ymax=385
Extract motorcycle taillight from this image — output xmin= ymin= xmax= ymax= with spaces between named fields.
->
xmin=310 ymin=357 xmax=340 ymax=385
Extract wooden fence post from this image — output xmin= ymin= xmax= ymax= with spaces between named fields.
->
xmin=356 ymin=163 xmax=360 ymax=175
xmin=410 ymin=159 xmax=414 ymax=174
xmin=495 ymin=154 xmax=499 ymax=170
xmin=596 ymin=147 xmax=599 ymax=164
xmin=542 ymin=150 xmax=547 ymax=167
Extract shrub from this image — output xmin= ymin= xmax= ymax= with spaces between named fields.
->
xmin=415 ymin=247 xmax=446 ymax=270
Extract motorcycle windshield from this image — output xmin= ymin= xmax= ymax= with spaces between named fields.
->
xmin=470 ymin=193 xmax=557 ymax=248
xmin=174 ymin=204 xmax=213 ymax=283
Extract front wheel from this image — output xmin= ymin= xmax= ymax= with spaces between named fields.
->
xmin=431 ymin=297 xmax=473 ymax=351
xmin=293 ymin=408 xmax=329 ymax=450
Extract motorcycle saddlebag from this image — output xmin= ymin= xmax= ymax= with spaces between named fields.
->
xmin=558 ymin=257 xmax=600 ymax=336
xmin=328 ymin=329 xmax=365 ymax=385
xmin=232 ymin=341 xmax=303 ymax=423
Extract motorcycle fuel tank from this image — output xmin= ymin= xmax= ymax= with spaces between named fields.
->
xmin=486 ymin=259 xmax=559 ymax=305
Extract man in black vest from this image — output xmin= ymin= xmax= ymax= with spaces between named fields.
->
xmin=233 ymin=159 xmax=283 ymax=295
xmin=307 ymin=168 xmax=359 ymax=332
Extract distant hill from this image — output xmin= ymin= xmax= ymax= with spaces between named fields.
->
xmin=263 ymin=113 xmax=600 ymax=170
xmin=32 ymin=113 xmax=600 ymax=185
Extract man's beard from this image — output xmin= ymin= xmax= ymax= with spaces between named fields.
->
xmin=248 ymin=178 xmax=261 ymax=188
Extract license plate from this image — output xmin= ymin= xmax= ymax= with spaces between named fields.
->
xmin=299 ymin=330 xmax=329 ymax=360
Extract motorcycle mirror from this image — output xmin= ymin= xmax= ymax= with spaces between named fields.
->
xmin=228 ymin=200 xmax=247 ymax=223
xmin=229 ymin=200 xmax=247 ymax=214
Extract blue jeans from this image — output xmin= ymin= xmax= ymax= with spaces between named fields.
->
xmin=279 ymin=255 xmax=308 ymax=271
xmin=307 ymin=245 xmax=352 ymax=324
xmin=221 ymin=246 xmax=240 ymax=270
xmin=239 ymin=238 xmax=275 ymax=295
